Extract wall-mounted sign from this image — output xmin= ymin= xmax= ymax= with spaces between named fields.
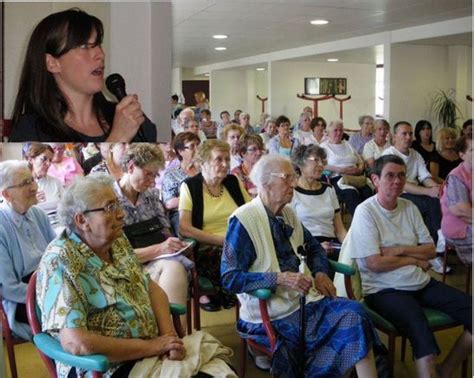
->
xmin=304 ymin=78 xmax=347 ymax=95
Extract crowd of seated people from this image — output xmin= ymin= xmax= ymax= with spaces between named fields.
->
xmin=2 ymin=105 xmax=472 ymax=376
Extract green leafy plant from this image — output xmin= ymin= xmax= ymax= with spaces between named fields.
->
xmin=431 ymin=89 xmax=463 ymax=129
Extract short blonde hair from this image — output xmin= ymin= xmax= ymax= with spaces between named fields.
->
xmin=436 ymin=128 xmax=458 ymax=152
xmin=223 ymin=123 xmax=244 ymax=140
xmin=120 ymin=143 xmax=164 ymax=171
xmin=197 ymin=140 xmax=230 ymax=165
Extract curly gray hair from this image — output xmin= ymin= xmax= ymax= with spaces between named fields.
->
xmin=58 ymin=173 xmax=115 ymax=232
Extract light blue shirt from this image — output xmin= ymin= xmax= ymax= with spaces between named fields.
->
xmin=0 ymin=203 xmax=55 ymax=340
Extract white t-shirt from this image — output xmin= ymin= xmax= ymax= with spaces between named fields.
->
xmin=344 ymin=196 xmax=433 ymax=295
xmin=381 ymin=146 xmax=432 ymax=185
xmin=36 ymin=175 xmax=63 ymax=213
xmin=320 ymin=140 xmax=360 ymax=176
xmin=291 ymin=184 xmax=340 ymax=238
xmin=293 ymin=129 xmax=316 ymax=146
xmin=362 ymin=139 xmax=391 ymax=161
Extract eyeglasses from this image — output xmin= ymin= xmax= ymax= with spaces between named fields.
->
xmin=270 ymin=172 xmax=298 ymax=182
xmin=83 ymin=201 xmax=122 ymax=215
xmin=5 ymin=178 xmax=35 ymax=190
xmin=305 ymin=156 xmax=327 ymax=166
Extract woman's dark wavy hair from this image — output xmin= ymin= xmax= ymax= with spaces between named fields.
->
xmin=414 ymin=120 xmax=433 ymax=144
xmin=12 ymin=8 xmax=114 ymax=141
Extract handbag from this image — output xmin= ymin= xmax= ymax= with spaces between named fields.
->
xmin=123 ymin=217 xmax=167 ymax=248
xmin=341 ymin=174 xmax=367 ymax=189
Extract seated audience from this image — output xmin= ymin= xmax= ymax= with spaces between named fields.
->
xmin=173 ymin=107 xmax=195 ymax=136
xmin=342 ymin=155 xmax=471 ymax=378
xmin=239 ymin=112 xmax=256 ymax=135
xmin=24 ymin=143 xmax=63 ymax=218
xmin=321 ymin=120 xmax=372 ymax=216
xmin=362 ymin=118 xmax=391 ymax=169
xmin=411 ymin=120 xmax=436 ymax=168
xmin=461 ymin=119 xmax=472 ymax=139
xmin=291 ymin=145 xmax=346 ymax=259
xmin=0 ymin=160 xmax=55 ymax=340
xmin=223 ymin=123 xmax=245 ymax=170
xmin=221 ymin=154 xmax=377 ymax=377
xmin=232 ymin=109 xmax=243 ymax=124
xmin=430 ymin=128 xmax=462 ymax=183
xmin=255 ymin=112 xmax=269 ymax=133
xmin=183 ymin=119 xmax=207 ymax=142
xmin=217 ymin=110 xmax=232 ymax=139
xmin=441 ymin=136 xmax=472 ymax=265
xmin=47 ymin=143 xmax=84 ymax=186
xmin=268 ymin=115 xmax=300 ymax=157
xmin=114 ymin=144 xmax=190 ymax=314
xmin=179 ymin=140 xmax=250 ymax=311
xmin=200 ymin=109 xmax=218 ymax=139
xmin=156 ymin=142 xmax=180 ymax=190
xmin=292 ymin=112 xmax=315 ymax=145
xmin=231 ymin=134 xmax=264 ymax=197
xmin=311 ymin=116 xmax=328 ymax=145
xmin=171 ymin=94 xmax=184 ymax=120
xmin=162 ymin=132 xmax=201 ymax=235
xmin=10 ymin=8 xmax=154 ymax=142
xmin=259 ymin=118 xmax=277 ymax=149
xmin=37 ymin=174 xmax=187 ymax=377
xmin=349 ymin=115 xmax=374 ymax=154
xmin=90 ymin=143 xmax=128 ymax=180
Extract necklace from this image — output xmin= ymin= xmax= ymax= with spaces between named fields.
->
xmin=204 ymin=182 xmax=224 ymax=198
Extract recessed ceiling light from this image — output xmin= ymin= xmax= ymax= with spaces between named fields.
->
xmin=310 ymin=19 xmax=329 ymax=25
xmin=213 ymin=34 xmax=228 ymax=39
xmin=256 ymin=67 xmax=265 ymax=71
xmin=215 ymin=47 xmax=227 ymax=51
xmin=327 ymin=58 xmax=339 ymax=62
xmin=204 ymin=73 xmax=210 ymax=77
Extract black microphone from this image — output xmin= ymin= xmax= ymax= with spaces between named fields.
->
xmin=105 ymin=73 xmax=146 ymax=141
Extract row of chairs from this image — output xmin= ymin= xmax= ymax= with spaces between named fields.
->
xmin=2 ymin=245 xmax=470 ymax=377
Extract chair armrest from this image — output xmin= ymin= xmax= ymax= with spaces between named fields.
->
xmin=33 ymin=333 xmax=109 ymax=372
xmin=169 ymin=303 xmax=186 ymax=316
xmin=248 ymin=289 xmax=272 ymax=300
xmin=329 ymin=260 xmax=355 ymax=276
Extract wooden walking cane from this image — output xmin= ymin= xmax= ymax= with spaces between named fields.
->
xmin=296 ymin=94 xmax=333 ymax=118
xmin=256 ymin=95 xmax=268 ymax=113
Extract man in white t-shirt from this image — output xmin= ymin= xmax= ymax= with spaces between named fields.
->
xmin=381 ymin=121 xmax=441 ymax=245
xmin=345 ymin=155 xmax=471 ymax=377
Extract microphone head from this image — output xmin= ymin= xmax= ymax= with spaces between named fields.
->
xmin=106 ymin=73 xmax=127 ymax=100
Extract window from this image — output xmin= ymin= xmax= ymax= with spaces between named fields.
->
xmin=375 ymin=64 xmax=384 ymax=117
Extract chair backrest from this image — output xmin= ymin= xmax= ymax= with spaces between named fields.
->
xmin=26 ymin=271 xmax=57 ymax=377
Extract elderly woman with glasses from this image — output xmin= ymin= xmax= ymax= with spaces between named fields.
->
xmin=231 ymin=134 xmax=264 ymax=197
xmin=36 ymin=174 xmax=186 ymax=378
xmin=162 ymin=132 xmax=201 ymax=235
xmin=24 ymin=143 xmax=63 ymax=218
xmin=0 ymin=160 xmax=56 ymax=340
xmin=291 ymin=145 xmax=347 ymax=260
xmin=221 ymin=154 xmax=377 ymax=377
xmin=179 ymin=139 xmax=250 ymax=311
xmin=113 ymin=143 xmax=190 ymax=321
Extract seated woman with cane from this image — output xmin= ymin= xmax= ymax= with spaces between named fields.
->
xmin=221 ymin=154 xmax=377 ymax=377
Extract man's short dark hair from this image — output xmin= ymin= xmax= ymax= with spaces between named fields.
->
xmin=220 ymin=110 xmax=230 ymax=118
xmin=393 ymin=121 xmax=412 ymax=134
xmin=372 ymin=155 xmax=406 ymax=177
xmin=171 ymin=94 xmax=179 ymax=102
xmin=276 ymin=115 xmax=291 ymax=127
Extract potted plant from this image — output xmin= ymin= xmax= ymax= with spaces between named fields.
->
xmin=431 ymin=88 xmax=463 ymax=129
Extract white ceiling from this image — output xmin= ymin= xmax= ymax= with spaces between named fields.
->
xmin=172 ymin=0 xmax=472 ymax=69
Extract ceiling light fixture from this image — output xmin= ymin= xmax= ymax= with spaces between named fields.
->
xmin=204 ymin=73 xmax=210 ymax=77
xmin=327 ymin=58 xmax=339 ymax=62
xmin=256 ymin=67 xmax=265 ymax=71
xmin=215 ymin=47 xmax=227 ymax=51
xmin=213 ymin=34 xmax=228 ymax=39
xmin=310 ymin=19 xmax=329 ymax=25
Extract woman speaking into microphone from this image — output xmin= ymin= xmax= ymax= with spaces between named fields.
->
xmin=10 ymin=8 xmax=156 ymax=142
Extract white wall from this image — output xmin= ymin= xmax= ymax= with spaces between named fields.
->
xmin=390 ymin=43 xmax=472 ymax=130
xmin=0 ymin=143 xmax=23 ymax=161
xmin=270 ymin=61 xmax=376 ymax=128
xmin=209 ymin=70 xmax=248 ymax=121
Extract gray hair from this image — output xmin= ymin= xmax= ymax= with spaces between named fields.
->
xmin=299 ymin=112 xmax=311 ymax=121
xmin=327 ymin=119 xmax=344 ymax=132
xmin=0 ymin=160 xmax=30 ymax=191
xmin=58 ymin=173 xmax=115 ymax=232
xmin=358 ymin=115 xmax=374 ymax=126
xmin=374 ymin=118 xmax=390 ymax=130
xmin=250 ymin=154 xmax=293 ymax=192
xmin=120 ymin=143 xmax=164 ymax=172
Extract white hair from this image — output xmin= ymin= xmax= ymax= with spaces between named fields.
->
xmin=249 ymin=154 xmax=292 ymax=192
xmin=327 ymin=119 xmax=344 ymax=132
xmin=0 ymin=160 xmax=30 ymax=191
xmin=58 ymin=173 xmax=115 ymax=232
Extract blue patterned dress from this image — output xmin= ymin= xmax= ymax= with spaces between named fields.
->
xmin=221 ymin=210 xmax=377 ymax=377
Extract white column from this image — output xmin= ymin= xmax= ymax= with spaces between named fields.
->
xmin=383 ymin=40 xmax=391 ymax=123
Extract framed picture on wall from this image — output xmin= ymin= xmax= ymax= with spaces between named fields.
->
xmin=304 ymin=77 xmax=347 ymax=95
